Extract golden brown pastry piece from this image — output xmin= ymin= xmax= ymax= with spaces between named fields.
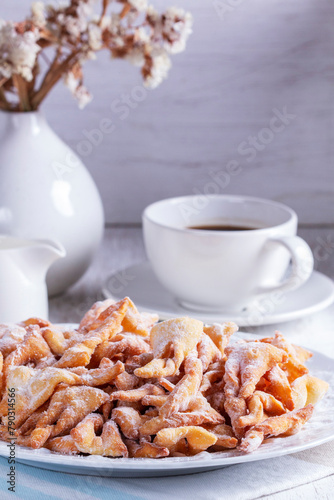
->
xmin=54 ymin=298 xmax=130 ymax=368
xmin=29 ymin=386 xmax=109 ymax=448
xmin=70 ymin=413 xmax=128 ymax=457
xmin=0 ymin=366 xmax=82 ymax=427
xmin=239 ymin=404 xmax=314 ymax=453
xmin=203 ymin=322 xmax=238 ymax=357
xmin=0 ymin=324 xmax=26 ymax=357
xmin=44 ymin=435 xmax=79 ymax=455
xmin=3 ymin=326 xmax=54 ymax=379
xmin=125 ymin=439 xmax=169 ymax=458
xmin=224 ymin=341 xmax=286 ymax=399
xmin=259 ymin=331 xmax=310 ymax=382
xmin=159 ymin=355 xmax=202 ymax=417
xmin=291 ymin=375 xmax=329 ymax=410
xmin=134 ymin=317 xmax=203 ymax=378
xmin=154 ymin=426 xmax=217 ymax=455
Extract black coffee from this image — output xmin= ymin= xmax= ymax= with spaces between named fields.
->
xmin=188 ymin=224 xmax=260 ymax=231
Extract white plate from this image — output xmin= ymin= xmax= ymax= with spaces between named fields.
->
xmin=102 ymin=262 xmax=334 ymax=327
xmin=1 ymin=333 xmax=334 ymax=477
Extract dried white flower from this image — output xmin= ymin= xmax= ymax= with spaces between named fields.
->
xmin=0 ymin=0 xmax=193 ymax=110
xmin=77 ymin=1 xmax=94 ymax=23
xmin=106 ymin=14 xmax=126 ymax=48
xmin=135 ymin=26 xmax=150 ymax=44
xmin=125 ymin=47 xmax=145 ymax=67
xmin=146 ymin=5 xmax=159 ymax=22
xmin=88 ymin=23 xmax=103 ymax=50
xmin=128 ymin=0 xmax=148 ymax=12
xmin=63 ymin=16 xmax=87 ymax=38
xmin=75 ymin=84 xmax=92 ymax=109
xmin=81 ymin=49 xmax=97 ymax=61
xmin=0 ymin=21 xmax=41 ymax=81
xmin=64 ymin=70 xmax=92 ymax=109
xmin=57 ymin=1 xmax=95 ymax=39
xmin=99 ymin=15 xmax=111 ymax=31
xmin=64 ymin=71 xmax=78 ymax=93
xmin=162 ymin=8 xmax=193 ymax=54
xmin=144 ymin=48 xmax=171 ymax=88
xmin=31 ymin=2 xmax=46 ymax=28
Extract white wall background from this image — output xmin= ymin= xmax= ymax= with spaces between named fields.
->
xmin=1 ymin=0 xmax=334 ymax=225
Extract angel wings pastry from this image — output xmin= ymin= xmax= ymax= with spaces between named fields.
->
xmin=0 ymin=297 xmax=329 ymax=458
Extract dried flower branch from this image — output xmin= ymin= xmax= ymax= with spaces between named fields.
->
xmin=0 ymin=0 xmax=193 ymax=112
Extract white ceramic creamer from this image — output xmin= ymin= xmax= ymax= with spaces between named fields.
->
xmin=0 ymin=236 xmax=65 ymax=322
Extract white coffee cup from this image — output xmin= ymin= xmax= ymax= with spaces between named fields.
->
xmin=142 ymin=195 xmax=314 ymax=312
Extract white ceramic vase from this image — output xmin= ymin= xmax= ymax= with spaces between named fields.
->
xmin=0 ymin=111 xmax=104 ymax=296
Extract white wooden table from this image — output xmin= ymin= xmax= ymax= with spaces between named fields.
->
xmin=48 ymin=226 xmax=334 ymax=500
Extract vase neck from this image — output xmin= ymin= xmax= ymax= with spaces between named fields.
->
xmin=2 ymin=111 xmax=47 ymax=135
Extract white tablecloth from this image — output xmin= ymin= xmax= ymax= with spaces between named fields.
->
xmin=1 ymin=305 xmax=334 ymax=500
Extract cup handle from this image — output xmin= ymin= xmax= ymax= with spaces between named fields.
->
xmin=256 ymin=236 xmax=314 ymax=296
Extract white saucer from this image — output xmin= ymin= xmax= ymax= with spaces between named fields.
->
xmin=102 ymin=262 xmax=334 ymax=327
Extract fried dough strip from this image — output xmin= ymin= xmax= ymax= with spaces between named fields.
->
xmin=80 ymin=298 xmax=155 ymax=338
xmin=260 ymin=332 xmax=310 ymax=382
xmin=0 ymin=366 xmax=82 ymax=427
xmin=158 ymin=378 xmax=175 ymax=392
xmin=42 ymin=327 xmax=83 ymax=357
xmin=0 ymin=352 xmax=3 ymax=397
xmin=202 ymin=424 xmax=238 ymax=449
xmin=71 ymin=413 xmax=128 ymax=457
xmin=20 ymin=318 xmax=50 ymax=328
xmin=253 ymin=390 xmax=285 ymax=415
xmin=154 ymin=426 xmax=217 ymax=455
xmin=69 ymin=359 xmax=124 ymax=386
xmin=196 ymin=333 xmax=222 ymax=372
xmin=239 ymin=404 xmax=314 ymax=453
xmin=291 ymin=374 xmax=329 ymax=410
xmin=78 ymin=299 xmax=115 ymax=332
xmin=17 ymin=402 xmax=49 ymax=436
xmin=112 ymin=407 xmax=144 ymax=440
xmin=140 ymin=395 xmax=224 ymax=436
xmin=159 ymin=355 xmax=203 ymax=417
xmin=224 ymin=341 xmax=286 ymax=399
xmin=224 ymin=396 xmax=247 ymax=439
xmin=203 ymin=322 xmax=238 ymax=356
xmin=54 ymin=298 xmax=129 ymax=368
xmin=3 ymin=326 xmax=53 ymax=379
xmin=121 ymin=299 xmax=158 ymax=337
xmin=44 ymin=435 xmax=79 ymax=455
xmin=135 ymin=318 xmax=203 ymax=378
xmin=0 ymin=324 xmax=26 ymax=357
xmin=91 ymin=335 xmax=150 ymax=365
xmin=125 ymin=352 xmax=154 ymax=374
xmin=29 ymin=386 xmax=109 ymax=448
xmin=114 ymin=371 xmax=139 ymax=391
xmin=142 ymin=395 xmax=168 ymax=407
xmin=266 ymin=365 xmax=294 ymax=411
xmin=134 ymin=358 xmax=177 ymax=378
xmin=111 ymin=383 xmax=165 ymax=402
xmin=125 ymin=439 xmax=169 ymax=458
xmin=237 ymin=394 xmax=265 ymax=428
xmin=200 ymin=361 xmax=225 ymax=394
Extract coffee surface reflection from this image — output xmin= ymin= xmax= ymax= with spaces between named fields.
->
xmin=188 ymin=224 xmax=261 ymax=231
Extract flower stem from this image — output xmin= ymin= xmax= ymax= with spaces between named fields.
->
xmin=120 ymin=4 xmax=131 ymax=19
xmin=31 ymin=50 xmax=79 ymax=110
xmin=0 ymin=80 xmax=10 ymax=110
xmin=12 ymin=74 xmax=31 ymax=111
xmin=99 ymin=0 xmax=110 ymax=26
